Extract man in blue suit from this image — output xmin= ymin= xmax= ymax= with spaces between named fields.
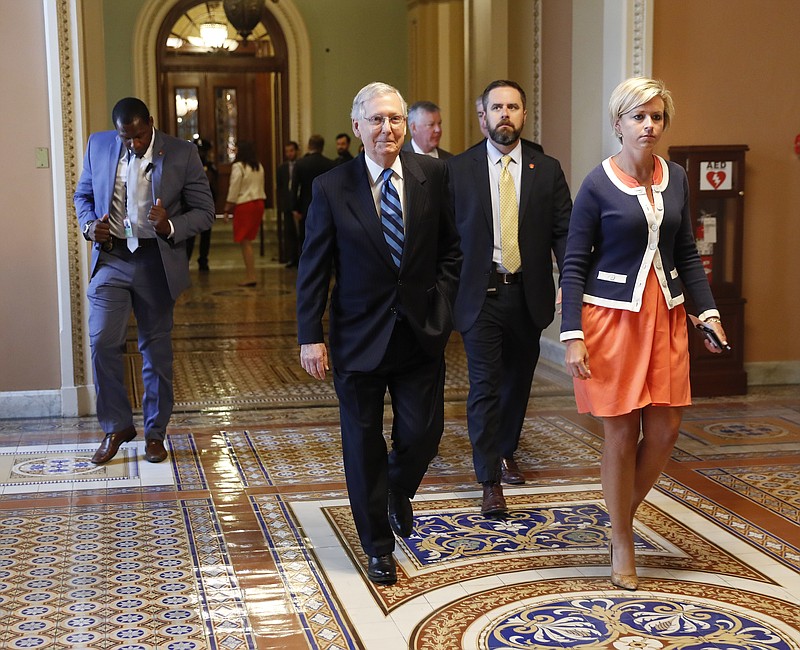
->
xmin=74 ymin=97 xmax=215 ymax=465
xmin=296 ymin=82 xmax=461 ymax=585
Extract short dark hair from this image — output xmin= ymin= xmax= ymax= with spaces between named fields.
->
xmin=112 ymin=97 xmax=150 ymax=126
xmin=336 ymin=133 xmax=351 ymax=143
xmin=481 ymin=80 xmax=526 ymax=111
xmin=308 ymin=134 xmax=325 ymax=151
xmin=286 ymin=141 xmax=299 ymax=151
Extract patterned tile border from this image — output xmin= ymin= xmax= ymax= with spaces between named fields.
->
xmin=0 ymin=498 xmax=256 ymax=650
xmin=658 ymin=475 xmax=800 ymax=571
xmin=698 ymin=464 xmax=800 ymax=523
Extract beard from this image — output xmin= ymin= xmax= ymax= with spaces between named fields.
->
xmin=489 ymin=121 xmax=522 ymax=146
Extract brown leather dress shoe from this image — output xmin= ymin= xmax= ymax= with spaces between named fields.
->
xmin=481 ymin=482 xmax=508 ymax=516
xmin=91 ymin=426 xmax=137 ymax=464
xmin=367 ymin=554 xmax=397 ymax=585
xmin=501 ymin=457 xmax=525 ymax=485
xmin=144 ymin=438 xmax=168 ymax=463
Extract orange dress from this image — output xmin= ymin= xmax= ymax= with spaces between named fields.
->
xmin=573 ymin=158 xmax=691 ymax=417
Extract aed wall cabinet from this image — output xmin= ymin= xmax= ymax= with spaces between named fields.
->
xmin=668 ymin=144 xmax=748 ymax=396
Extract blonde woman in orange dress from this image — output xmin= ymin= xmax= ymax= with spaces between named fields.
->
xmin=559 ymin=77 xmax=727 ymax=590
xmin=224 ymin=141 xmax=266 ymax=286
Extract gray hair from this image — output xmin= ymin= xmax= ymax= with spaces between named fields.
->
xmin=350 ymin=82 xmax=408 ymax=121
xmin=407 ymin=100 xmax=441 ymax=125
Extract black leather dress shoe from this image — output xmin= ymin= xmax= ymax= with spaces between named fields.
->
xmin=91 ymin=426 xmax=136 ymax=464
xmin=501 ymin=457 xmax=525 ymax=485
xmin=388 ymin=490 xmax=413 ymax=537
xmin=481 ymin=482 xmax=508 ymax=516
xmin=367 ymin=554 xmax=397 ymax=585
xmin=144 ymin=439 xmax=168 ymax=463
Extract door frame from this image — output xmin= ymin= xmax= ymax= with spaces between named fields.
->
xmin=132 ymin=0 xmax=311 ymax=148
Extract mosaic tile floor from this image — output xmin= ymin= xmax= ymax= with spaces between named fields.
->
xmin=1 ymin=239 xmax=798 ymax=649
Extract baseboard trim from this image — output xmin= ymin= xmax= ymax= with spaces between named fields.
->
xmin=0 ymin=386 xmax=96 ymax=419
xmin=744 ymin=361 xmax=800 ymax=386
xmin=0 ymin=390 xmax=61 ymax=418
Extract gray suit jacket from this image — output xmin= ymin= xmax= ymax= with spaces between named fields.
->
xmin=74 ymin=129 xmax=215 ymax=299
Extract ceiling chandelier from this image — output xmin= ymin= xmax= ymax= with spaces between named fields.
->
xmin=223 ymin=0 xmax=265 ymax=41
xmin=199 ymin=22 xmax=229 ymax=49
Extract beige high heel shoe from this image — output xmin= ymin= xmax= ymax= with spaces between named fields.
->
xmin=608 ymin=541 xmax=638 ymax=591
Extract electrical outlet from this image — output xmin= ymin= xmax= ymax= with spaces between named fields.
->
xmin=35 ymin=147 xmax=50 ymax=169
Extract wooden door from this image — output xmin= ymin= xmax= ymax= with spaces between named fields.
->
xmin=163 ymin=71 xmax=274 ymax=213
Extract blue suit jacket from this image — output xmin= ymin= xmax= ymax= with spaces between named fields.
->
xmin=296 ymin=151 xmax=462 ymax=372
xmin=74 ymin=129 xmax=215 ymax=300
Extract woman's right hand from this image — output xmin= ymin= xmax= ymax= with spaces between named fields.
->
xmin=565 ymin=339 xmax=592 ymax=380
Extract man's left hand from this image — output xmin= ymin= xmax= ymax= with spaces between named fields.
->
xmin=148 ymin=198 xmax=170 ymax=236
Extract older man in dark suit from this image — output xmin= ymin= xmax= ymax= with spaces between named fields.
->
xmin=401 ymin=100 xmax=452 ymax=159
xmin=448 ymin=80 xmax=572 ymax=515
xmin=296 ymin=82 xmax=461 ymax=585
xmin=74 ymin=97 xmax=215 ymax=465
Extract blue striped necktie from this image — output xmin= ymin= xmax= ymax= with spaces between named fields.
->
xmin=380 ymin=168 xmax=404 ymax=267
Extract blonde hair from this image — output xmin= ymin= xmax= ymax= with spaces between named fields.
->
xmin=608 ymin=77 xmax=674 ymax=142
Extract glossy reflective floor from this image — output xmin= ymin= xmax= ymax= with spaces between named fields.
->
xmin=1 ymin=224 xmax=799 ymax=649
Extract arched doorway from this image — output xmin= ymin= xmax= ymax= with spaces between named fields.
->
xmin=156 ymin=0 xmax=289 ymax=219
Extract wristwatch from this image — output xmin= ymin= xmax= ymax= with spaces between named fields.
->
xmin=82 ymin=220 xmax=95 ymax=241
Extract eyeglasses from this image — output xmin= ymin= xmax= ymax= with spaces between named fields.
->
xmin=363 ymin=114 xmax=405 ymax=128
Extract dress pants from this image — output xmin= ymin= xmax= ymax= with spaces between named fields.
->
xmin=186 ymin=227 xmax=212 ymax=267
xmin=333 ymin=319 xmax=446 ymax=557
xmin=87 ymin=243 xmax=175 ymax=441
xmin=282 ymin=209 xmax=299 ymax=264
xmin=461 ymin=283 xmax=541 ymax=483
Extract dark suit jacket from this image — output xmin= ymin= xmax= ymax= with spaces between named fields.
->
xmin=401 ymin=141 xmax=453 ymax=159
xmin=74 ymin=129 xmax=215 ymax=300
xmin=291 ymin=152 xmax=335 ymax=215
xmin=448 ymin=139 xmax=571 ymax=332
xmin=296 ymin=152 xmax=462 ymax=372
xmin=276 ymin=160 xmax=294 ymax=213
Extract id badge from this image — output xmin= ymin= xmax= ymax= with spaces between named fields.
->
xmin=123 ymin=217 xmax=134 ymax=238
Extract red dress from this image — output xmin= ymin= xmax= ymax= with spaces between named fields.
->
xmin=232 ymin=199 xmax=264 ymax=243
xmin=573 ymin=158 xmax=691 ymax=417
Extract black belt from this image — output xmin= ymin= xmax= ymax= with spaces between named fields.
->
xmin=108 ymin=236 xmax=159 ymax=250
xmin=495 ymin=270 xmax=522 ymax=284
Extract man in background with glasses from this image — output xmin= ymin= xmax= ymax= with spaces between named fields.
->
xmin=296 ymin=82 xmax=462 ymax=586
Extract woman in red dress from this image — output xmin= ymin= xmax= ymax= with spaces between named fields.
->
xmin=224 ymin=141 xmax=266 ymax=286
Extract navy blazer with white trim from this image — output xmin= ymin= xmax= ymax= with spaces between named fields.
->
xmin=560 ymin=156 xmax=718 ymax=340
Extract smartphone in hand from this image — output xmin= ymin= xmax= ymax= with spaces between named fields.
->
xmin=688 ymin=314 xmax=731 ymax=351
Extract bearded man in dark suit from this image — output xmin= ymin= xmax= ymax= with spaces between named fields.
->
xmin=296 ymin=82 xmax=461 ymax=585
xmin=448 ymin=80 xmax=572 ymax=515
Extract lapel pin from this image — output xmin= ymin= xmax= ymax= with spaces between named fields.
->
xmin=529 ymin=163 xmax=535 ymax=169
